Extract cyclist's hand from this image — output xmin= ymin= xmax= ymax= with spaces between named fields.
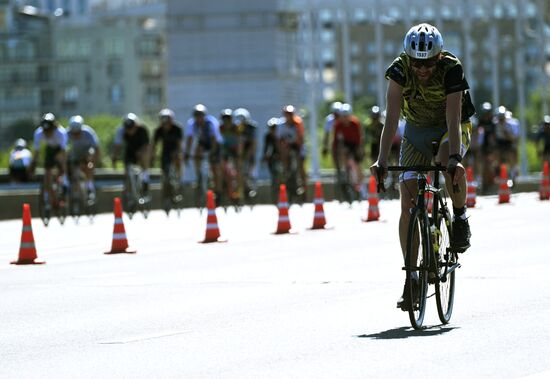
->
xmin=370 ymin=161 xmax=387 ymax=193
xmin=447 ymin=157 xmax=465 ymax=192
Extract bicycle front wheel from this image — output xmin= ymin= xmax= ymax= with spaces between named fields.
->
xmin=406 ymin=209 xmax=430 ymax=330
xmin=435 ymin=210 xmax=456 ymax=324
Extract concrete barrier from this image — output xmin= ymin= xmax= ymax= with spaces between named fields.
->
xmin=0 ymin=169 xmax=541 ymax=221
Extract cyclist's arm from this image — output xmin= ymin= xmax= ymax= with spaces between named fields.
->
xmin=376 ymin=79 xmax=402 ymax=167
xmin=446 ymin=91 xmax=462 ymax=157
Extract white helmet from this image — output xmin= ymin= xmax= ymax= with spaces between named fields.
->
xmin=404 ymin=23 xmax=443 ymax=59
xmin=69 ymin=115 xmax=84 ymax=133
xmin=330 ymin=101 xmax=343 ymax=114
xmin=340 ymin=103 xmax=353 ymax=116
xmin=159 ymin=108 xmax=175 ymax=119
xmin=15 ymin=138 xmax=27 ymax=149
xmin=233 ymin=108 xmax=251 ymax=124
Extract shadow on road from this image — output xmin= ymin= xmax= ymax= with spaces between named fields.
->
xmin=356 ymin=325 xmax=458 ymax=340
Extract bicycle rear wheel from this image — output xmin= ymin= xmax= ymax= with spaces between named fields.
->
xmin=435 ymin=209 xmax=456 ymax=324
xmin=38 ymin=185 xmax=50 ymax=227
xmin=406 ymin=209 xmax=430 ymax=330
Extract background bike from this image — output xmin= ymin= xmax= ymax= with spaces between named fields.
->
xmin=220 ymin=155 xmax=241 ymax=212
xmin=283 ymin=148 xmax=305 ymax=205
xmin=161 ymin=162 xmax=184 ymax=217
xmin=122 ymin=163 xmax=151 ymax=219
xmin=38 ymin=168 xmax=67 ymax=226
xmin=335 ymin=140 xmax=361 ymax=205
xmin=68 ymin=164 xmax=97 ymax=223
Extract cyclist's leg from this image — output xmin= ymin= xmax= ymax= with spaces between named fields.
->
xmin=209 ymin=146 xmax=222 ymax=200
xmin=399 ymin=177 xmax=419 ymax=259
xmin=439 ymin=121 xmax=472 ymax=250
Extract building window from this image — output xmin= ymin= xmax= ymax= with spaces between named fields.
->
xmin=320 ymin=30 xmax=334 ymax=43
xmin=145 ymin=86 xmax=162 ymax=106
xmin=351 ymin=61 xmax=361 ymax=76
xmin=352 ymin=81 xmax=363 ymax=95
xmin=107 ymin=60 xmax=123 ymax=79
xmin=57 ymin=38 xmax=91 ymax=58
xmin=351 ymin=42 xmax=361 ymax=57
xmin=142 ymin=60 xmax=162 ymax=78
xmin=105 ymin=37 xmax=124 ymax=57
xmin=63 ymin=86 xmax=79 ymax=104
xmin=138 ymin=38 xmax=161 ymax=57
xmin=109 ymin=84 xmax=123 ymax=105
xmin=77 ymin=0 xmax=88 ymax=15
xmin=47 ymin=0 xmax=56 ymax=12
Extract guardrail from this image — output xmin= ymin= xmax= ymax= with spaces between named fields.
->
xmin=0 ymin=169 xmax=541 ymax=221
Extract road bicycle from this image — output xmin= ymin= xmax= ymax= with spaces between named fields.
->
xmin=68 ymin=163 xmax=97 ymax=223
xmin=122 ymin=164 xmax=151 ymax=219
xmin=380 ymin=159 xmax=461 ymax=329
xmin=283 ymin=148 xmax=305 ymax=205
xmin=334 ymin=140 xmax=361 ymax=205
xmin=38 ymin=168 xmax=67 ymax=226
xmin=220 ymin=155 xmax=241 ymax=212
xmin=161 ymin=162 xmax=184 ymax=217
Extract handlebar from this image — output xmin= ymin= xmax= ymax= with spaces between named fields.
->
xmin=375 ymin=165 xmax=459 ymax=194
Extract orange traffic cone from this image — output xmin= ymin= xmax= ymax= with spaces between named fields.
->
xmin=11 ymin=203 xmax=45 ymax=265
xmin=274 ymin=184 xmax=293 ymax=234
xmin=466 ymin=166 xmax=477 ymax=208
xmin=309 ymin=181 xmax=329 ymax=230
xmin=498 ymin=164 xmax=511 ymax=204
xmin=201 ymin=190 xmax=226 ymax=243
xmin=539 ymin=161 xmax=550 ymax=200
xmin=104 ymin=197 xmax=136 ymax=254
xmin=364 ymin=176 xmax=380 ymax=222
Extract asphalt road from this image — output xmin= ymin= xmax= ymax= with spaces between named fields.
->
xmin=1 ymin=193 xmax=549 ymax=379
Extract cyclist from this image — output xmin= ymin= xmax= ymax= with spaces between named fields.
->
xmin=476 ymin=102 xmax=497 ymax=190
xmin=365 ymin=106 xmax=384 ymax=164
xmin=219 ymin=108 xmax=242 ymax=203
xmin=322 ymin=101 xmax=343 ymax=166
xmin=184 ymin=104 xmax=223 ymax=201
xmin=263 ymin=117 xmax=281 ymax=202
xmin=152 ymin=108 xmax=184 ymax=177
xmin=332 ymin=103 xmax=365 ymax=197
xmin=152 ymin=108 xmax=184 ymax=207
xmin=369 ymin=23 xmax=476 ymax=310
xmin=233 ymin=107 xmax=258 ymax=199
xmin=67 ymin=115 xmax=100 ymax=201
xmin=278 ymin=105 xmax=306 ymax=194
xmin=537 ymin=115 xmax=550 ymax=163
xmin=495 ymin=106 xmax=519 ymax=179
xmin=112 ymin=113 xmax=151 ymax=196
xmin=9 ymin=138 xmax=32 ymax=183
xmin=31 ymin=113 xmax=69 ymax=198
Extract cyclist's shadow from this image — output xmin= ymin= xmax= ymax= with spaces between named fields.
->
xmin=356 ymin=325 xmax=458 ymax=340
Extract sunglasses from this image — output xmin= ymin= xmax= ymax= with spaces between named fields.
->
xmin=410 ymin=56 xmax=439 ymax=69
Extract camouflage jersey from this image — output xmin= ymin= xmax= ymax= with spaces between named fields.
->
xmin=385 ymin=51 xmax=475 ymax=129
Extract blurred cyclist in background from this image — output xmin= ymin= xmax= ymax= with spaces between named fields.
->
xmin=233 ymin=107 xmax=258 ymax=199
xmin=112 ymin=113 xmax=151 ymax=195
xmin=31 ymin=113 xmax=69 ymax=194
xmin=278 ymin=105 xmax=306 ymax=194
xmin=9 ymin=138 xmax=32 ymax=183
xmin=184 ymin=104 xmax=223 ymax=200
xmin=152 ymin=108 xmax=183 ymax=178
xmin=322 ymin=101 xmax=343 ymax=168
xmin=67 ymin=115 xmax=100 ymax=200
